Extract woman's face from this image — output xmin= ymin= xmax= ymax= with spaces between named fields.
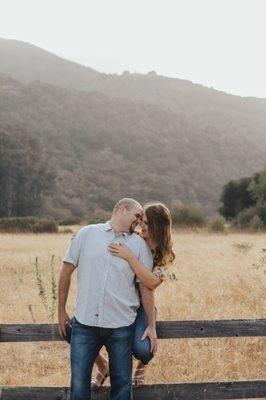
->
xmin=140 ymin=212 xmax=149 ymax=239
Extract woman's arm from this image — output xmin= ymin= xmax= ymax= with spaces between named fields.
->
xmin=108 ymin=244 xmax=162 ymax=290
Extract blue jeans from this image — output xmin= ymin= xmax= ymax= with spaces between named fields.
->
xmin=69 ymin=316 xmax=134 ymax=400
xmin=64 ymin=305 xmax=156 ymax=366
xmin=132 ymin=304 xmax=156 ymax=365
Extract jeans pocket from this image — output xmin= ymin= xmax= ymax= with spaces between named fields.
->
xmin=72 ymin=316 xmax=85 ymax=329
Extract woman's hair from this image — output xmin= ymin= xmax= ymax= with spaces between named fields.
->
xmin=144 ymin=202 xmax=175 ymax=267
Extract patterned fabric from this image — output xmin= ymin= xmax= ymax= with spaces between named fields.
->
xmin=153 ymin=265 xmax=178 ymax=282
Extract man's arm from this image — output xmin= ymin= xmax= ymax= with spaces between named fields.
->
xmin=138 ymin=283 xmax=158 ymax=354
xmin=58 ymin=227 xmax=84 ymax=336
xmin=57 ymin=262 xmax=76 ymax=338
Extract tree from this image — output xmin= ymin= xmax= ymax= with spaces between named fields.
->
xmin=248 ymin=170 xmax=266 ymax=225
xmin=0 ymin=128 xmax=55 ymax=217
xmin=248 ymin=170 xmax=266 ymax=205
xmin=219 ymin=177 xmax=255 ymax=220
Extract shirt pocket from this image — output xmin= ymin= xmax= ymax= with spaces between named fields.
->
xmin=113 ymin=257 xmax=135 ymax=281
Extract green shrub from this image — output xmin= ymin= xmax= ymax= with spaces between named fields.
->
xmin=249 ymin=215 xmax=264 ymax=232
xmin=32 ymin=220 xmax=58 ymax=233
xmin=61 ymin=228 xmax=74 ymax=234
xmin=0 ymin=217 xmax=37 ymax=233
xmin=255 ymin=203 xmax=266 ymax=226
xmin=209 ymin=216 xmax=226 ymax=233
xmin=235 ymin=207 xmax=257 ymax=229
xmin=59 ymin=217 xmax=81 ymax=226
xmin=0 ymin=217 xmax=58 ymax=233
xmin=171 ymin=201 xmax=206 ymax=228
xmin=88 ymin=210 xmax=110 ymax=224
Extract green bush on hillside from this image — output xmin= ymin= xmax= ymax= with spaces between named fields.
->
xmin=209 ymin=216 xmax=226 ymax=233
xmin=249 ymin=215 xmax=264 ymax=232
xmin=235 ymin=207 xmax=257 ymax=229
xmin=0 ymin=217 xmax=58 ymax=233
xmin=32 ymin=220 xmax=58 ymax=233
xmin=0 ymin=217 xmax=37 ymax=233
xmin=58 ymin=217 xmax=81 ymax=226
xmin=171 ymin=201 xmax=206 ymax=228
xmin=87 ymin=210 xmax=111 ymax=225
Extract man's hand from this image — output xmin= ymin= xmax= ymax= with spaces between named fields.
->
xmin=58 ymin=309 xmax=72 ymax=338
xmin=141 ymin=324 xmax=158 ymax=354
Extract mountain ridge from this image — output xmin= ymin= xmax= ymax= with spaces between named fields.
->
xmin=2 ymin=37 xmax=266 ymax=105
xmin=0 ymin=38 xmax=265 ymax=218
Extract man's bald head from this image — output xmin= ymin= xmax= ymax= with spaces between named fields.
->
xmin=113 ymin=198 xmax=142 ymax=214
xmin=112 ymin=198 xmax=142 ymax=233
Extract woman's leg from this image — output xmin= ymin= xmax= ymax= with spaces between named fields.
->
xmin=94 ymin=353 xmax=109 ymax=371
xmin=132 ymin=305 xmax=157 ymax=386
xmin=91 ymin=353 xmax=109 ymax=390
xmin=133 ymin=304 xmax=156 ymax=365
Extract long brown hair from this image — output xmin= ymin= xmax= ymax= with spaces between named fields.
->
xmin=144 ymin=202 xmax=175 ymax=267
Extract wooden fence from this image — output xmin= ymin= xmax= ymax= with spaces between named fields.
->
xmin=1 ymin=318 xmax=266 ymax=399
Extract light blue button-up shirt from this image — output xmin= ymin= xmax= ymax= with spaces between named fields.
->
xmin=63 ymin=221 xmax=153 ymax=328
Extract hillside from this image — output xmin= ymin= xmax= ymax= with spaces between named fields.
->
xmin=0 ymin=38 xmax=100 ymax=90
xmin=0 ymin=71 xmax=265 ymax=218
xmin=1 ymin=38 xmax=266 ymax=124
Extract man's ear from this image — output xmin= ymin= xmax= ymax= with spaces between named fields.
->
xmin=120 ymin=206 xmax=127 ymax=215
xmin=115 ymin=205 xmax=123 ymax=215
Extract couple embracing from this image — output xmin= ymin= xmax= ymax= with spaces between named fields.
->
xmin=58 ymin=198 xmax=175 ymax=400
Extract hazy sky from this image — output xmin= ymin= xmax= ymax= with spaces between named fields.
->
xmin=1 ymin=0 xmax=265 ymax=98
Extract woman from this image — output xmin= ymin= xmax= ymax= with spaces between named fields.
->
xmin=63 ymin=202 xmax=176 ymax=389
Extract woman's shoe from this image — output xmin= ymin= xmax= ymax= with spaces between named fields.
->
xmin=91 ymin=370 xmax=109 ymax=391
xmin=132 ymin=364 xmax=148 ymax=388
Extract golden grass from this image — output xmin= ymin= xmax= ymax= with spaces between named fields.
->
xmin=0 ymin=230 xmax=265 ymax=388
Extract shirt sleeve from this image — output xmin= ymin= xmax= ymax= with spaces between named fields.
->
xmin=135 ymin=240 xmax=154 ymax=283
xmin=62 ymin=228 xmax=84 ymax=267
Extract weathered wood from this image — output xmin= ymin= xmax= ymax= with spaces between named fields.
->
xmin=1 ymin=381 xmax=266 ymax=399
xmin=0 ymin=319 xmax=265 ymax=342
xmin=156 ymin=319 xmax=266 ymax=339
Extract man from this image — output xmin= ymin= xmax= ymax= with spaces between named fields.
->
xmin=58 ymin=198 xmax=157 ymax=400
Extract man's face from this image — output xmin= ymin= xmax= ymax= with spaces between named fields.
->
xmin=123 ymin=206 xmax=143 ymax=233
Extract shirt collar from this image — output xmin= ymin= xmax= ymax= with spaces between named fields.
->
xmin=104 ymin=221 xmax=130 ymax=237
xmin=104 ymin=221 xmax=113 ymax=231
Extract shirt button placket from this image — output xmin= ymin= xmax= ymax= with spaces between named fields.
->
xmin=98 ymin=243 xmax=112 ymax=326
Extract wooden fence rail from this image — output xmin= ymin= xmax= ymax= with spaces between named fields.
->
xmin=1 ymin=319 xmax=266 ymax=399
xmin=1 ymin=381 xmax=266 ymax=400
xmin=1 ymin=319 xmax=266 ymax=342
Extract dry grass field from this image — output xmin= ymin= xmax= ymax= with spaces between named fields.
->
xmin=0 ymin=228 xmax=265 ymax=392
